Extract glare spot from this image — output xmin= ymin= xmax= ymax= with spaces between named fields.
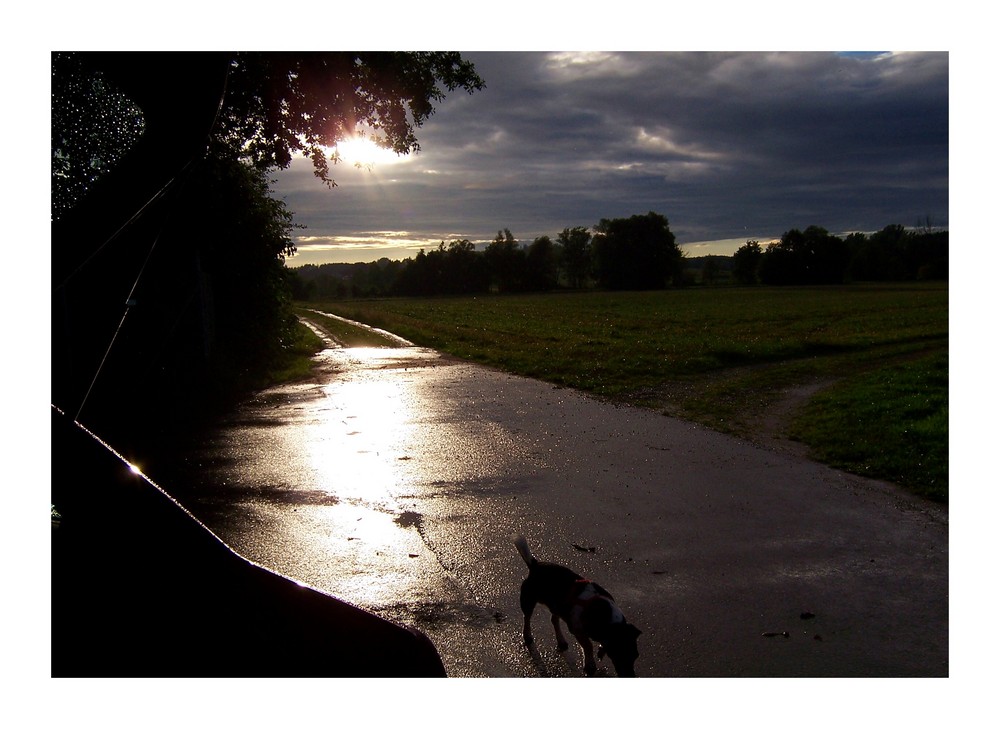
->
xmin=295 ymin=347 xmax=440 ymax=605
xmin=331 ymin=134 xmax=411 ymax=168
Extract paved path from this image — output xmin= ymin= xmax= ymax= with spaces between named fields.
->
xmin=156 ymin=336 xmax=948 ymax=677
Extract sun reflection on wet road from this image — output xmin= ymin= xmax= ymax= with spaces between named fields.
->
xmin=311 ymin=352 xmax=417 ymax=501
xmin=279 ymin=346 xmax=452 ymax=607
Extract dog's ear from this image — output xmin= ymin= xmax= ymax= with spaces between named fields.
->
xmin=628 ymin=624 xmax=642 ymax=638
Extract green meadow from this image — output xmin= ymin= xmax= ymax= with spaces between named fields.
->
xmin=297 ymin=282 xmax=948 ymax=500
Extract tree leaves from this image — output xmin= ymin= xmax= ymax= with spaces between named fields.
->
xmin=216 ymin=52 xmax=484 ymax=187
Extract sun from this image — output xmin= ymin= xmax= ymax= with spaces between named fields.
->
xmin=332 ymin=134 xmax=410 ymax=168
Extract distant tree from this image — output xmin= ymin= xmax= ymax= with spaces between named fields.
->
xmin=758 ymin=226 xmax=848 ymax=285
xmin=295 ymin=262 xmax=357 ymax=299
xmin=415 ymin=244 xmax=449 ymax=294
xmin=370 ymin=258 xmax=405 ymax=295
xmin=394 ymin=249 xmax=431 ymax=295
xmin=392 ymin=239 xmax=489 ymax=296
xmin=525 ymin=235 xmax=558 ymax=291
xmin=485 ymin=229 xmax=527 ymax=292
xmin=757 ymin=240 xmax=795 ymax=285
xmin=556 ymin=226 xmax=593 ymax=289
xmin=850 ymin=224 xmax=947 ymax=282
xmin=732 ymin=240 xmax=763 ymax=284
xmin=845 ymin=232 xmax=878 ymax=281
xmin=441 ymin=239 xmax=490 ymax=294
xmin=807 ymin=226 xmax=850 ymax=283
xmin=591 ymin=212 xmax=682 ymax=290
xmin=910 ymin=230 xmax=948 ymax=280
xmin=285 ymin=267 xmax=315 ymax=301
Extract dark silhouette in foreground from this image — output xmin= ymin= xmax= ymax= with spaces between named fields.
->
xmin=51 ymin=408 xmax=445 ymax=677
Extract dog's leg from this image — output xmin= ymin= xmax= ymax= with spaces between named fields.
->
xmin=522 ymin=614 xmax=534 ymax=646
xmin=519 ymin=585 xmax=536 ymax=646
xmin=551 ymin=614 xmax=570 ymax=652
xmin=574 ymin=632 xmax=598 ymax=676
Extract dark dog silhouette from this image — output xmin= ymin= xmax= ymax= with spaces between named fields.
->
xmin=514 ymin=534 xmax=641 ymax=677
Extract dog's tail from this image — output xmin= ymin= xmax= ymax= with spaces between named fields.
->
xmin=513 ymin=534 xmax=537 ymax=567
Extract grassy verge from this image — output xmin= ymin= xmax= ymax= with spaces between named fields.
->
xmin=788 ymin=351 xmax=948 ymax=501
xmin=302 ymin=283 xmax=948 ymax=500
xmin=260 ymin=319 xmax=327 ymax=384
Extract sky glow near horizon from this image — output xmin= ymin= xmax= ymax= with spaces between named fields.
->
xmin=273 ymin=50 xmax=948 ymax=268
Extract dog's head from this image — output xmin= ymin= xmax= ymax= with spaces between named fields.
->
xmin=601 ymin=622 xmax=642 ymax=677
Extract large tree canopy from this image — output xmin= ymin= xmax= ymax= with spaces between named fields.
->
xmin=51 ymin=51 xmax=484 ymax=446
xmin=591 ymin=212 xmax=682 ymax=290
xmin=215 ymin=52 xmax=485 ymax=186
xmin=53 ymin=52 xmax=484 ymax=237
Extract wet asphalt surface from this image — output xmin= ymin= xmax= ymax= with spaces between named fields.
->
xmin=151 ymin=325 xmax=948 ymax=678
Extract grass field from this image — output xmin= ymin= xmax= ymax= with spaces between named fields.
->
xmin=297 ymin=283 xmax=948 ymax=500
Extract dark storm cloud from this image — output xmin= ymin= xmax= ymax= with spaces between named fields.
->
xmin=273 ymin=51 xmax=948 ymax=264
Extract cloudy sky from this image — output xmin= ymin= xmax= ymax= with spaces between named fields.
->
xmin=273 ymin=51 xmax=948 ymax=267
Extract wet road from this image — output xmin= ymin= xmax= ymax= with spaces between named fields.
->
xmin=152 ymin=320 xmax=948 ymax=677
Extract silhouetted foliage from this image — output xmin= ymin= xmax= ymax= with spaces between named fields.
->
xmin=484 ymin=229 xmax=528 ymax=292
xmin=732 ymin=240 xmax=764 ymax=284
xmin=51 ymin=53 xmax=147 ymax=221
xmin=525 ymin=236 xmax=559 ymax=291
xmin=557 ymin=226 xmax=593 ymax=289
xmin=52 ymin=51 xmax=484 ymax=447
xmin=592 ymin=212 xmax=683 ymax=290
xmin=289 ymin=213 xmax=704 ymax=299
xmin=165 ymin=154 xmax=299 ymax=377
xmin=734 ymin=224 xmax=948 ymax=286
xmin=59 ymin=152 xmax=300 ymax=444
xmin=216 ymin=52 xmax=484 ymax=186
xmin=846 ymin=224 xmax=948 ymax=282
xmin=289 ymin=216 xmax=948 ymax=301
xmin=292 ymin=261 xmax=408 ymax=299
xmin=757 ymin=226 xmax=850 ymax=285
xmin=390 ymin=240 xmax=490 ymax=296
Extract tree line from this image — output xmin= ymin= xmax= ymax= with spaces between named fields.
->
xmin=289 ymin=217 xmax=947 ymax=300
xmin=291 ymin=211 xmax=684 ymax=298
xmin=732 ymin=224 xmax=947 ymax=286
